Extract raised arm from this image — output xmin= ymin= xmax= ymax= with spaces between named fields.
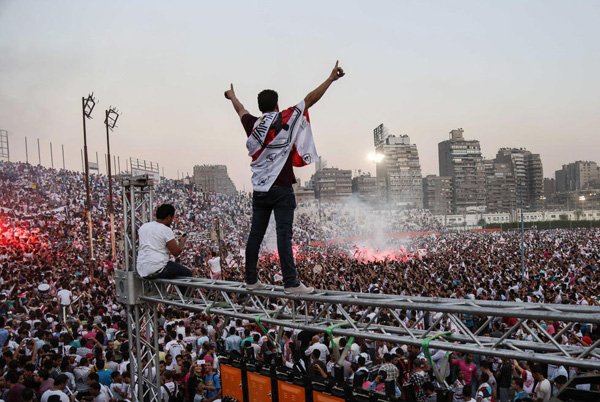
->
xmin=304 ymin=61 xmax=345 ymax=109
xmin=224 ymin=84 xmax=249 ymax=119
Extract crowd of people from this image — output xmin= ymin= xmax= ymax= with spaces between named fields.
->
xmin=0 ymin=160 xmax=599 ymax=402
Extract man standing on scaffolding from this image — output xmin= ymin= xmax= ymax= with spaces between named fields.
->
xmin=224 ymin=61 xmax=345 ymax=294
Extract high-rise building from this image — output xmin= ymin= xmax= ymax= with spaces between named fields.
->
xmin=373 ymin=124 xmax=423 ymax=208
xmin=193 ymin=165 xmax=237 ymax=195
xmin=555 ymin=161 xmax=600 ymax=192
xmin=494 ymin=148 xmax=544 ymax=211
xmin=352 ymin=173 xmax=379 ymax=204
xmin=422 ymin=175 xmax=453 ymax=215
xmin=313 ymin=167 xmax=352 ymax=203
xmin=484 ymin=159 xmax=516 ymax=213
xmin=543 ymin=178 xmax=556 ymax=198
xmin=438 ymin=128 xmax=486 ymax=213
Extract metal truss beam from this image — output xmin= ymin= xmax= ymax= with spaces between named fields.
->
xmin=142 ymin=277 xmax=600 ymax=370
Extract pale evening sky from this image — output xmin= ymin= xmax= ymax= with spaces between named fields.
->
xmin=1 ymin=0 xmax=599 ymax=190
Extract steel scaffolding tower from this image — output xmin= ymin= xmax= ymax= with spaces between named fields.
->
xmin=115 ymin=175 xmax=161 ymax=402
xmin=117 ymin=175 xmax=600 ymax=402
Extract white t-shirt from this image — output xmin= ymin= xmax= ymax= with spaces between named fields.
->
xmin=136 ymin=221 xmax=175 ymax=277
xmin=57 ymin=289 xmax=73 ymax=305
xmin=165 ymin=340 xmax=185 ymax=359
xmin=208 ymin=257 xmax=222 ymax=274
xmin=534 ymin=379 xmax=551 ymax=402
xmin=41 ymin=390 xmax=69 ymax=402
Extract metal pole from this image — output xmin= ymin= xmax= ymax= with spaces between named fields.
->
xmin=25 ymin=137 xmax=28 ymax=164
xmin=568 ymin=195 xmax=571 ymax=230
xmin=62 ymin=144 xmax=65 ymax=169
xmin=82 ymin=97 xmax=95 ymax=278
xmin=118 ymin=156 xmax=121 ymax=175
xmin=50 ymin=142 xmax=54 ymax=168
xmin=37 ymin=138 xmax=41 ymax=165
xmin=81 ymin=149 xmax=84 ymax=172
xmin=520 ymin=179 xmax=525 ymax=282
xmin=105 ymin=110 xmax=116 ymax=263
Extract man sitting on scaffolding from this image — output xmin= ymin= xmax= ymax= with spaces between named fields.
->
xmin=137 ymin=204 xmax=193 ymax=280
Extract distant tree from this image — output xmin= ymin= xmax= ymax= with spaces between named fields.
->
xmin=477 ymin=218 xmax=486 ymax=227
xmin=559 ymin=214 xmax=568 ymax=221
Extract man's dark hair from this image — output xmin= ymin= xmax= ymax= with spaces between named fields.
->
xmin=258 ymin=90 xmax=278 ymax=113
xmin=21 ymin=388 xmax=34 ymax=402
xmin=156 ymin=204 xmax=175 ymax=220
xmin=555 ymin=375 xmax=567 ymax=385
xmin=54 ymin=374 xmax=69 ymax=386
xmin=513 ymin=377 xmax=524 ymax=388
xmin=90 ymin=382 xmax=101 ymax=392
xmin=6 ymin=370 xmax=19 ymax=384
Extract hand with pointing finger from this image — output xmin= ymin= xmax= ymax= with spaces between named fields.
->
xmin=329 ymin=60 xmax=345 ymax=82
xmin=224 ymin=83 xmax=236 ymax=100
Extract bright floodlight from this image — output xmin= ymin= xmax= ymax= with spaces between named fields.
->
xmin=579 ymin=196 xmax=586 ymax=201
xmin=368 ymin=153 xmax=384 ymax=163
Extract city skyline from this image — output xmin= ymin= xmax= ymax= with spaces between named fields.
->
xmin=1 ymin=1 xmax=599 ymax=190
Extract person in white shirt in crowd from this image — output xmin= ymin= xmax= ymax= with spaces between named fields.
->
xmin=160 ymin=371 xmax=178 ymax=402
xmin=40 ymin=374 xmax=73 ymax=402
xmin=56 ymin=282 xmax=73 ymax=323
xmin=207 ymin=251 xmax=222 ymax=280
xmin=532 ymin=366 xmax=552 ymax=402
xmin=304 ymin=335 xmax=329 ymax=364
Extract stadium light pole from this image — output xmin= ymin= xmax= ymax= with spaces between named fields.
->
xmin=104 ymin=106 xmax=120 ymax=264
xmin=82 ymin=93 xmax=97 ymax=280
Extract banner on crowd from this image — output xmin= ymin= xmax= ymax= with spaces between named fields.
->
xmin=0 ymin=206 xmax=68 ymax=219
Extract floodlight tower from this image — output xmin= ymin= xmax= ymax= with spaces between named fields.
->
xmin=105 ymin=106 xmax=120 ymax=263
xmin=82 ymin=93 xmax=97 ymax=278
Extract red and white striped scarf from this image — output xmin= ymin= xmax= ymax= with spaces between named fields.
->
xmin=246 ymin=100 xmax=317 ymax=191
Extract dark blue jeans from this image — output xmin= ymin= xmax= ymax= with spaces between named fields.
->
xmin=245 ymin=187 xmax=299 ymax=288
xmin=151 ymin=260 xmax=193 ymax=279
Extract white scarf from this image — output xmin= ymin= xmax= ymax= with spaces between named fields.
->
xmin=246 ymin=100 xmax=317 ymax=192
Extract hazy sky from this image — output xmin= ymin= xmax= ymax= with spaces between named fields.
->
xmin=1 ymin=1 xmax=599 ymax=190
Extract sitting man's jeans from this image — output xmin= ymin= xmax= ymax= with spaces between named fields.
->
xmin=146 ymin=260 xmax=193 ymax=279
xmin=245 ymin=187 xmax=299 ymax=288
